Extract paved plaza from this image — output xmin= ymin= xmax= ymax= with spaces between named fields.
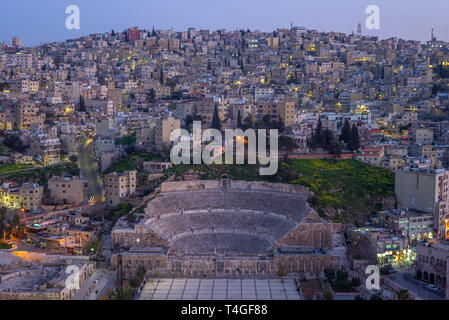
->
xmin=138 ymin=278 xmax=303 ymax=300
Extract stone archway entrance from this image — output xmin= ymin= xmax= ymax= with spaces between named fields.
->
xmin=416 ymin=270 xmax=422 ymax=280
xmin=430 ymin=273 xmax=435 ymax=284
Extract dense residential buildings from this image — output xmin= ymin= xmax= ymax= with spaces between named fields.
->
xmin=2 ymin=22 xmax=449 ymax=301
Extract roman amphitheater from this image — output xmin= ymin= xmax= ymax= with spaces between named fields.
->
xmin=111 ymin=177 xmax=347 ymax=279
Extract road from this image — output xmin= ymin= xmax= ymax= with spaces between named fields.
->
xmin=88 ymin=271 xmax=116 ymax=300
xmin=388 ymin=271 xmax=444 ymax=300
xmin=72 ymin=269 xmax=104 ymax=300
xmin=77 ymin=137 xmax=105 ymax=204
xmin=101 ymin=233 xmax=112 ymax=260
xmin=19 ymin=203 xmax=92 ymax=224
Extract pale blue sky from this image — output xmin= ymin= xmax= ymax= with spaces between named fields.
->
xmin=1 ymin=0 xmax=448 ymax=46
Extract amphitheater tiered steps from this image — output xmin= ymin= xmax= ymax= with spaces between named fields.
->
xmin=142 ymin=183 xmax=314 ymax=255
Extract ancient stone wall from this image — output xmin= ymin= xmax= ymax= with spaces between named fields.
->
xmin=110 ymin=253 xmax=169 ymax=276
xmin=0 ymin=291 xmax=61 ymax=300
xmin=111 ymin=251 xmax=344 ymax=278
xmin=112 ymin=225 xmax=168 ymax=248
xmin=275 ymin=223 xmax=342 ymax=249
xmin=160 ymin=180 xmax=313 ymax=196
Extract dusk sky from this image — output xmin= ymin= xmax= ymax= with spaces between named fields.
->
xmin=2 ymin=0 xmax=449 ymax=46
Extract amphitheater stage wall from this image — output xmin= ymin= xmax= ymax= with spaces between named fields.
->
xmin=111 ymin=252 xmax=344 ymax=278
xmin=110 ymin=252 xmax=169 ymax=276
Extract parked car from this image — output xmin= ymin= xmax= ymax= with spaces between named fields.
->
xmin=426 ymin=284 xmax=439 ymax=293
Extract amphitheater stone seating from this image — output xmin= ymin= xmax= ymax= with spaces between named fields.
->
xmin=145 ymin=190 xmax=312 ymax=223
xmin=146 ymin=211 xmax=294 ymax=244
xmin=141 ymin=180 xmax=315 ymax=255
xmin=172 ymin=233 xmax=273 ymax=254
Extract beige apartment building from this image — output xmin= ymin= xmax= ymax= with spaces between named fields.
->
xmin=154 ymin=117 xmax=181 ymax=151
xmin=145 ymin=84 xmax=173 ymax=99
xmin=276 ymin=101 xmax=296 ymax=126
xmin=395 ymin=168 xmax=449 ymax=240
xmin=47 ymin=176 xmax=86 ymax=205
xmin=416 ymin=242 xmax=449 ymax=294
xmin=0 ymin=183 xmax=43 ymax=211
xmin=104 ymin=170 xmax=137 ymax=207
xmin=8 ymin=79 xmax=39 ymax=93
xmin=30 ymin=133 xmax=61 ymax=166
xmin=175 ymin=98 xmax=226 ymax=127
xmin=16 ymin=101 xmax=42 ymax=130
xmin=137 ymin=117 xmax=180 ymax=152
xmin=256 ymin=101 xmax=296 ymax=126
xmin=231 ymin=103 xmax=256 ymax=123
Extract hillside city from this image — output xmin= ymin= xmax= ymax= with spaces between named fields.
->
xmin=0 ymin=25 xmax=448 ymax=300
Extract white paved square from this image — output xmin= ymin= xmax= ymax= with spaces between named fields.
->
xmin=138 ymin=278 xmax=303 ymax=300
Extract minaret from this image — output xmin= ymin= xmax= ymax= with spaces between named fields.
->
xmin=431 ymin=27 xmax=436 ymax=41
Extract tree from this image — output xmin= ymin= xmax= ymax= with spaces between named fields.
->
xmin=323 ymin=282 xmax=334 ymax=300
xmin=276 ymin=265 xmax=287 ymax=278
xmin=315 ymin=118 xmax=323 ymax=146
xmin=279 ymin=135 xmax=298 ymax=152
xmin=262 ymin=115 xmax=272 ymax=129
xmin=4 ymin=134 xmax=26 ymax=152
xmin=242 ymin=117 xmax=253 ymax=131
xmin=327 ymin=137 xmax=339 ymax=155
xmin=211 ymin=105 xmax=221 ymax=131
xmin=237 ymin=110 xmax=242 ymax=128
xmin=396 ymin=289 xmax=410 ymax=300
xmin=370 ymin=293 xmax=383 ymax=300
xmin=184 ymin=115 xmax=193 ymax=131
xmin=0 ymin=207 xmax=8 ymax=243
xmin=69 ymin=154 xmax=78 ymax=164
xmin=273 ymin=118 xmax=285 ymax=133
xmin=307 ymin=132 xmax=318 ymax=150
xmin=324 ymin=269 xmax=336 ymax=282
xmin=349 ymin=124 xmax=360 ymax=151
xmin=147 ymin=89 xmax=156 ymax=103
xmin=351 ymin=277 xmax=361 ymax=288
xmin=130 ymin=265 xmax=146 ymax=288
xmin=323 ymin=129 xmax=333 ymax=150
xmin=110 ymin=287 xmax=135 ymax=300
xmin=79 ymin=95 xmax=86 ymax=112
xmin=340 ymin=118 xmax=351 ymax=144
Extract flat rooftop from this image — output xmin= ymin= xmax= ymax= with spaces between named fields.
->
xmin=138 ymin=278 xmax=302 ymax=300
